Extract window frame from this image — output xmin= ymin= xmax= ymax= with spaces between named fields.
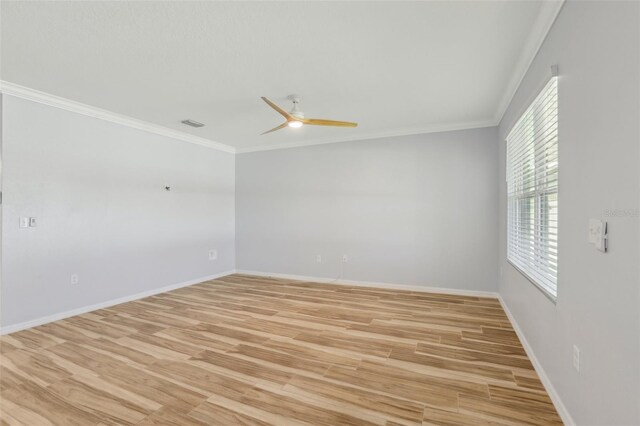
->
xmin=505 ymin=74 xmax=559 ymax=302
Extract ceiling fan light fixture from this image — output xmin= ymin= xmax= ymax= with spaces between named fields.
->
xmin=259 ymin=95 xmax=357 ymax=135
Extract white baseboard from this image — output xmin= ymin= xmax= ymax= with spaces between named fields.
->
xmin=234 ymin=269 xmax=499 ymax=298
xmin=0 ymin=270 xmax=236 ymax=335
xmin=497 ymin=295 xmax=575 ymax=426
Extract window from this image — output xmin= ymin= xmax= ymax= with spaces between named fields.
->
xmin=506 ymin=76 xmax=558 ymax=299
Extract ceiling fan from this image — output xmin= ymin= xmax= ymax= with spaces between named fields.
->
xmin=260 ymin=95 xmax=358 ymax=135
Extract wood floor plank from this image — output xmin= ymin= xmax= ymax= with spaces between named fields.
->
xmin=459 ymin=393 xmax=563 ymax=425
xmin=2 ymin=381 xmax=104 ymax=426
xmin=136 ymin=405 xmax=210 ymax=426
xmin=146 ymin=359 xmax=255 ymax=398
xmin=188 ymin=400 xmax=273 ymax=426
xmin=356 ymin=360 xmax=491 ymax=398
xmin=0 ymin=274 xmax=561 ymax=425
xmin=513 ymin=375 xmax=546 ymax=392
xmin=389 ymin=346 xmax=517 ymax=383
xmin=1 ymin=351 xmax=73 ymax=388
xmin=422 ymin=406 xmax=507 ymax=426
xmin=190 ymin=349 xmax=294 ymax=386
xmin=439 ymin=335 xmax=527 ymax=357
xmin=231 ymin=386 xmax=381 ymax=426
xmin=285 ymin=374 xmax=426 ymax=423
xmin=414 ymin=342 xmax=534 ymax=370
xmin=260 ymin=338 xmax=362 ymax=368
xmin=204 ymin=393 xmax=310 ymax=426
xmin=324 ymin=365 xmax=459 ymax=411
xmin=228 ymin=343 xmax=332 ymax=375
xmin=47 ymin=373 xmax=159 ymax=424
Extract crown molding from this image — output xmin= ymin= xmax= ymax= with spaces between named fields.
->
xmin=0 ymin=81 xmax=496 ymax=155
xmin=0 ymin=81 xmax=236 ymax=154
xmin=235 ymin=119 xmax=497 ymax=154
xmin=493 ymin=0 xmax=565 ymax=125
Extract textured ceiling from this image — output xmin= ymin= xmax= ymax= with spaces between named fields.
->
xmin=1 ymin=1 xmax=560 ymax=151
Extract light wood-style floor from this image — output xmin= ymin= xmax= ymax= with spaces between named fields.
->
xmin=0 ymin=274 xmax=562 ymax=426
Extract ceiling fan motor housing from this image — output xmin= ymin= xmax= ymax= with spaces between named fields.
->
xmin=287 ymin=94 xmax=304 ymax=119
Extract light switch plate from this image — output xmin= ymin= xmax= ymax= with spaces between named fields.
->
xmin=588 ymin=219 xmax=607 ymax=252
xmin=19 ymin=217 xmax=29 ymax=228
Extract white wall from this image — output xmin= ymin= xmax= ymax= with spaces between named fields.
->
xmin=497 ymin=1 xmax=640 ymax=425
xmin=236 ymin=128 xmax=499 ymax=292
xmin=1 ymin=95 xmax=235 ymax=330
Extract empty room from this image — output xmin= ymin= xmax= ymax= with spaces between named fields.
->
xmin=0 ymin=1 xmax=638 ymax=425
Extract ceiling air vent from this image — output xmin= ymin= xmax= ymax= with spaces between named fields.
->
xmin=181 ymin=119 xmax=205 ymax=128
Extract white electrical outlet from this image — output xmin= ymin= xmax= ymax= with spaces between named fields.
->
xmin=208 ymin=249 xmax=218 ymax=261
xmin=71 ymin=274 xmax=79 ymax=285
xmin=573 ymin=345 xmax=580 ymax=372
xmin=316 ymin=254 xmax=322 ymax=263
xmin=342 ymin=255 xmax=348 ymax=263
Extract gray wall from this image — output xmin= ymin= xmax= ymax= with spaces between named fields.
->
xmin=497 ymin=1 xmax=640 ymax=425
xmin=236 ymin=127 xmax=499 ymax=292
xmin=1 ymin=95 xmax=235 ymax=328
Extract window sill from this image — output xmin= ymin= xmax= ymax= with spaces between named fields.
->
xmin=506 ymin=259 xmax=558 ymax=304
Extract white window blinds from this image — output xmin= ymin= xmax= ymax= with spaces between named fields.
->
xmin=506 ymin=76 xmax=558 ymax=299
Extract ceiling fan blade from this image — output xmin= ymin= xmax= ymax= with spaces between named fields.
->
xmin=261 ymin=97 xmax=293 ymax=119
xmin=260 ymin=122 xmax=289 ymax=135
xmin=302 ymin=118 xmax=358 ymax=127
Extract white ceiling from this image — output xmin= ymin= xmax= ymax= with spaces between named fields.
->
xmin=1 ymin=1 xmax=562 ymax=152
